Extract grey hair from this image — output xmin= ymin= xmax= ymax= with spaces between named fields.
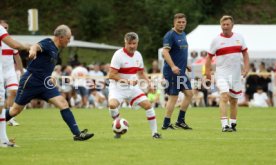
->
xmin=54 ymin=25 xmax=71 ymax=37
xmin=124 ymin=32 xmax=139 ymax=42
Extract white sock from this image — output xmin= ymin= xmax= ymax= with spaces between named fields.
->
xmin=220 ymin=117 xmax=228 ymax=128
xmin=0 ymin=109 xmax=9 ymax=143
xmin=145 ymin=108 xmax=157 ymax=135
xmin=109 ymin=108 xmax=120 ymax=120
xmin=230 ymin=119 xmax=237 ymax=125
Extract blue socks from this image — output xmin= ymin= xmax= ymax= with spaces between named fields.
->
xmin=5 ymin=109 xmax=13 ymax=121
xmin=60 ymin=108 xmax=80 ymax=136
xmin=177 ymin=110 xmax=186 ymax=123
xmin=163 ymin=117 xmax=171 ymax=127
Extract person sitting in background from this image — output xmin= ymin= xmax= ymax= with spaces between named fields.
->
xmin=88 ymin=88 xmax=107 ymax=109
xmin=147 ymin=88 xmax=161 ymax=108
xmin=70 ymin=88 xmax=82 ymax=108
xmin=148 ymin=60 xmax=160 ymax=74
xmin=192 ymin=89 xmax=205 ymax=107
xmin=249 ymin=86 xmax=271 ymax=107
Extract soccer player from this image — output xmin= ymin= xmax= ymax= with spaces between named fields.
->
xmin=205 ymin=15 xmax=249 ymax=132
xmin=161 ymin=13 xmax=193 ymax=130
xmin=0 ymin=20 xmax=22 ymax=126
xmin=108 ymin=32 xmax=161 ymax=139
xmin=0 ymin=20 xmax=30 ymax=147
xmin=5 ymin=25 xmax=94 ymax=141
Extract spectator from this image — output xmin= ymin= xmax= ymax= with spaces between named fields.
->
xmin=249 ymin=86 xmax=271 ymax=107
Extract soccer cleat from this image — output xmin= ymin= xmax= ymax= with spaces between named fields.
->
xmin=73 ymin=129 xmax=94 ymax=141
xmin=8 ymin=120 xmax=20 ymax=126
xmin=175 ymin=122 xmax=192 ymax=130
xmin=222 ymin=125 xmax=233 ymax=132
xmin=152 ymin=133 xmax=162 ymax=139
xmin=0 ymin=139 xmax=17 ymax=148
xmin=161 ymin=124 xmax=176 ymax=130
xmin=231 ymin=123 xmax=237 ymax=132
xmin=114 ymin=133 xmax=121 ymax=139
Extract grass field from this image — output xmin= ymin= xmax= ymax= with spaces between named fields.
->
xmin=1 ymin=107 xmax=276 ymax=165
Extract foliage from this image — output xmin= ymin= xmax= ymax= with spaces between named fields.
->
xmin=1 ymin=0 xmax=276 ymax=64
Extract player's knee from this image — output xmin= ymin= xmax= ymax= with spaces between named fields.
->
xmin=220 ymin=93 xmax=229 ymax=102
xmin=185 ymin=91 xmax=193 ymax=100
xmin=143 ymin=103 xmax=152 ymax=110
xmin=109 ymin=103 xmax=118 ymax=109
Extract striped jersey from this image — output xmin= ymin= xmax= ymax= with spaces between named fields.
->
xmin=1 ymin=42 xmax=18 ymax=69
xmin=208 ymin=32 xmax=248 ymax=79
xmin=110 ymin=48 xmax=144 ymax=87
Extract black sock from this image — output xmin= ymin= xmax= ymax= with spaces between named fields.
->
xmin=60 ymin=108 xmax=80 ymax=136
xmin=163 ymin=117 xmax=171 ymax=127
xmin=177 ymin=110 xmax=186 ymax=123
xmin=5 ymin=109 xmax=13 ymax=121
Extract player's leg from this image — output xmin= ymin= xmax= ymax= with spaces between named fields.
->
xmin=175 ymin=89 xmax=193 ymax=130
xmin=216 ymin=77 xmax=232 ymax=132
xmin=229 ymin=96 xmax=238 ymax=131
xmin=48 ymin=95 xmax=94 ymax=141
xmin=162 ymin=95 xmax=178 ymax=129
xmin=138 ymin=99 xmax=161 ymax=138
xmin=6 ymin=89 xmax=20 ymax=126
xmin=108 ymin=87 xmax=124 ymax=120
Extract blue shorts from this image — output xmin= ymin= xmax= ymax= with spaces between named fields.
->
xmin=15 ymin=72 xmax=60 ymax=105
xmin=163 ymin=74 xmax=192 ymax=95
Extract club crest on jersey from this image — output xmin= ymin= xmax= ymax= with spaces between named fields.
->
xmin=236 ymin=40 xmax=241 ymax=45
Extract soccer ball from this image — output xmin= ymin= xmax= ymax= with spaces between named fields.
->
xmin=112 ymin=118 xmax=129 ymax=134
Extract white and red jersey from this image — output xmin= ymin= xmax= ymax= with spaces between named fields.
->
xmin=208 ymin=32 xmax=247 ymax=80
xmin=109 ymin=48 xmax=144 ymax=88
xmin=0 ymin=25 xmax=9 ymax=105
xmin=1 ymin=42 xmax=18 ymax=69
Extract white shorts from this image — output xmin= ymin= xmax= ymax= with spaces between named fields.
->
xmin=3 ymin=66 xmax=19 ymax=90
xmin=108 ymin=86 xmax=148 ymax=107
xmin=215 ymin=74 xmax=242 ymax=99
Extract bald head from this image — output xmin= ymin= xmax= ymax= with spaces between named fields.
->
xmin=54 ymin=25 xmax=71 ymax=37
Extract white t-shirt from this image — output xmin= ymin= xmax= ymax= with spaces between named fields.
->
xmin=252 ymin=92 xmax=268 ymax=107
xmin=208 ymin=32 xmax=247 ymax=80
xmin=71 ymin=66 xmax=88 ymax=87
xmin=109 ymin=48 xmax=144 ymax=88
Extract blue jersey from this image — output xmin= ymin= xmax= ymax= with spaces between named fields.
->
xmin=162 ymin=29 xmax=188 ymax=76
xmin=27 ymin=38 xmax=59 ymax=80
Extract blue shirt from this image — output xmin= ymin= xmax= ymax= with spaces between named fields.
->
xmin=162 ymin=29 xmax=188 ymax=75
xmin=27 ymin=38 xmax=59 ymax=80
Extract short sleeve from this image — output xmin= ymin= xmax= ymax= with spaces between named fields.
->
xmin=239 ymin=34 xmax=248 ymax=52
xmin=110 ymin=51 xmax=121 ymax=70
xmin=163 ymin=31 xmax=173 ymax=49
xmin=208 ymin=37 xmax=218 ymax=56
xmin=38 ymin=38 xmax=51 ymax=53
xmin=0 ymin=26 xmax=9 ymax=41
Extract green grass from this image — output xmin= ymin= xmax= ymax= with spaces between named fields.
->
xmin=1 ymin=107 xmax=276 ymax=165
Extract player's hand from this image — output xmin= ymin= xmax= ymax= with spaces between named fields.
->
xmin=171 ymin=66 xmax=180 ymax=75
xmin=242 ymin=68 xmax=249 ymax=78
xmin=186 ymin=66 xmax=192 ymax=72
xmin=29 ymin=49 xmax=37 ymax=60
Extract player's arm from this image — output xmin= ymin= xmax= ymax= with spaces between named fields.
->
xmin=28 ymin=44 xmax=42 ymax=60
xmin=205 ymin=54 xmax=213 ymax=80
xmin=2 ymin=36 xmax=30 ymax=51
xmin=108 ymin=68 xmax=137 ymax=85
xmin=162 ymin=48 xmax=180 ymax=75
xmin=14 ymin=53 xmax=24 ymax=75
xmin=242 ymin=51 xmax=250 ymax=77
xmin=137 ymin=70 xmax=154 ymax=92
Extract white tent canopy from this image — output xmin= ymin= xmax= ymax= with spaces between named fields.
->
xmin=187 ymin=24 xmax=276 ymax=59
xmin=11 ymin=35 xmax=121 ymax=50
